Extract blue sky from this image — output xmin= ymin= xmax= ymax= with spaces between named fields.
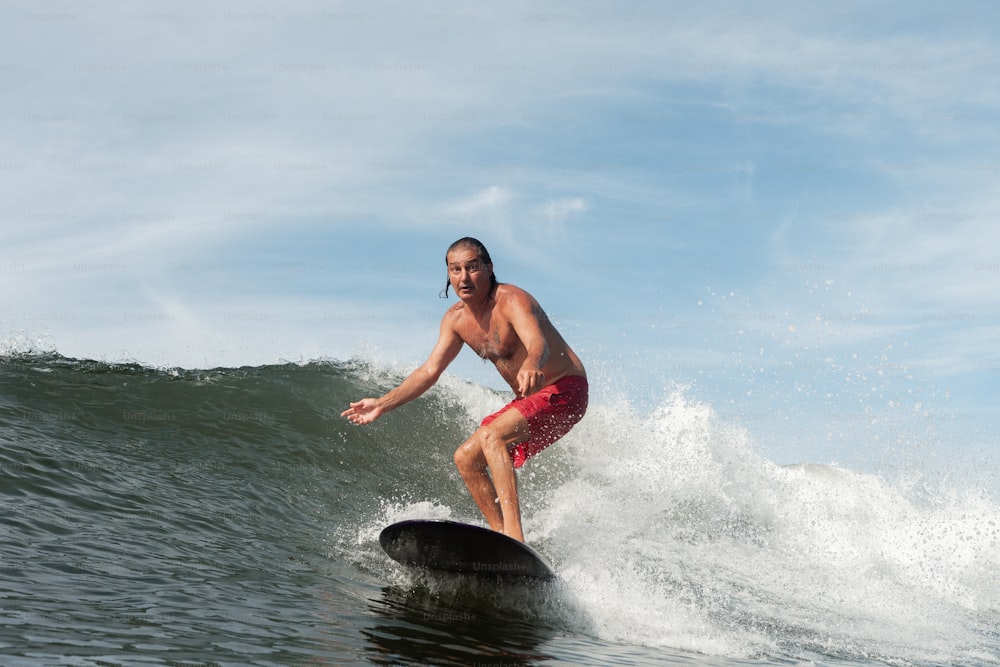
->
xmin=2 ymin=1 xmax=998 ymax=472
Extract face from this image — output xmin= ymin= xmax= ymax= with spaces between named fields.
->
xmin=446 ymin=248 xmax=492 ymax=301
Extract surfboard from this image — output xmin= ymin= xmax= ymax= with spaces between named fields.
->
xmin=379 ymin=519 xmax=556 ymax=580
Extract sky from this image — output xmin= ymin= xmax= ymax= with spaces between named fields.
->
xmin=2 ymin=1 xmax=998 ymax=474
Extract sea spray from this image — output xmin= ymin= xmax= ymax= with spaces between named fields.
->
xmin=348 ymin=367 xmax=1000 ymax=662
xmin=440 ymin=381 xmax=1000 ymax=662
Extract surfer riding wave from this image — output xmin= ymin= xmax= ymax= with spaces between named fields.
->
xmin=342 ymin=237 xmax=587 ymax=542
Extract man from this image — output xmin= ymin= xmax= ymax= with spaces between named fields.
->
xmin=342 ymin=237 xmax=587 ymax=542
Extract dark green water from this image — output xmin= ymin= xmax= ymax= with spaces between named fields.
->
xmin=1 ymin=353 xmax=997 ymax=666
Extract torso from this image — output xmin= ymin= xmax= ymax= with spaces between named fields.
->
xmin=446 ymin=284 xmax=585 ymax=392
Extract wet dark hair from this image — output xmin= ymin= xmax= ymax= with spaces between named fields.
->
xmin=441 ymin=236 xmax=498 ymax=297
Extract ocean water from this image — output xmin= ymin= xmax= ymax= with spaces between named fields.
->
xmin=1 ymin=352 xmax=997 ymax=666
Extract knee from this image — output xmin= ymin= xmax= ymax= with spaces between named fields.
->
xmin=454 ymin=429 xmax=508 ymax=472
xmin=453 ymin=438 xmax=483 ymax=473
xmin=474 ymin=428 xmax=513 ymax=465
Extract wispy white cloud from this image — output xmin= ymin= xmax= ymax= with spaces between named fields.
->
xmin=441 ymin=186 xmax=512 ymax=222
xmin=538 ymin=197 xmax=587 ymax=232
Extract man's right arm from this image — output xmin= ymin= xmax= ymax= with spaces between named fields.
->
xmin=341 ymin=314 xmax=464 ymax=425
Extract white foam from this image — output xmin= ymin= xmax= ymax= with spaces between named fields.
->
xmin=337 ymin=372 xmax=999 ymax=662
xmin=513 ymin=386 xmax=1000 ymax=661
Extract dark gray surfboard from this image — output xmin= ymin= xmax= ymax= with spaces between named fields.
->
xmin=379 ymin=519 xmax=556 ymax=580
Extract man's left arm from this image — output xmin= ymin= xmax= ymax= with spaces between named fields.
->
xmin=507 ymin=291 xmax=550 ymax=397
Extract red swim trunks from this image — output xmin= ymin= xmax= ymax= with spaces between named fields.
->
xmin=480 ymin=375 xmax=588 ymax=468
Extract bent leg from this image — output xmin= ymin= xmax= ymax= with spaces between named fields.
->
xmin=453 ymin=439 xmax=504 ymax=533
xmin=453 ymin=408 xmax=530 ymax=541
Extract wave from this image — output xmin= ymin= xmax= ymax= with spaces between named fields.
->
xmin=2 ymin=351 xmax=998 ymax=664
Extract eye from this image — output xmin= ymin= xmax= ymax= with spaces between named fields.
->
xmin=449 ymin=261 xmax=482 ymax=274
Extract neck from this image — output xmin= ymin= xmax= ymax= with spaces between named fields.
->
xmin=462 ymin=286 xmax=496 ymax=316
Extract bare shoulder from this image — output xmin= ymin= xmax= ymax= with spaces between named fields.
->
xmin=495 ymin=283 xmax=546 ymax=318
xmin=494 ymin=283 xmax=532 ymax=303
xmin=442 ymin=300 xmax=466 ymax=324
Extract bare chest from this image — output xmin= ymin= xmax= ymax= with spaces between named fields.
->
xmin=458 ymin=315 xmax=518 ymax=362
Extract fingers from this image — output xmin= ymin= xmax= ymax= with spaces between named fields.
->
xmin=342 ymin=399 xmax=379 ymax=425
xmin=517 ymin=371 xmax=545 ymax=397
xmin=343 ymin=410 xmax=367 ymax=425
xmin=341 ymin=400 xmax=366 ymax=422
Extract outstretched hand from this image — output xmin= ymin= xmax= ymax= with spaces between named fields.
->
xmin=341 ymin=399 xmax=384 ymax=425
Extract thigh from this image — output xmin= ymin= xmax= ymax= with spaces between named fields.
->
xmin=478 ymin=404 xmax=531 ymax=448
